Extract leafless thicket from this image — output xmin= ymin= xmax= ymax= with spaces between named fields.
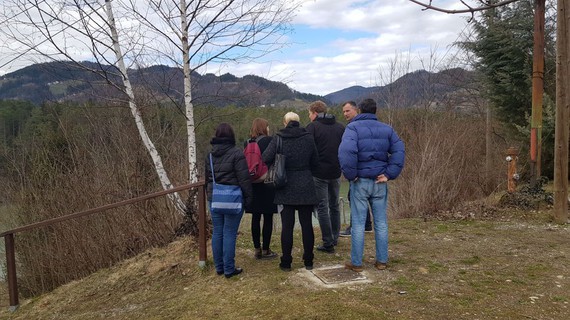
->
xmin=388 ymin=109 xmax=507 ymax=218
xmin=4 ymin=103 xmax=187 ymax=295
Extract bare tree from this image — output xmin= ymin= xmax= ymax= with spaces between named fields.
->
xmin=120 ymin=0 xmax=299 ymax=185
xmin=0 ymin=0 xmax=299 ymax=220
xmin=1 ymin=0 xmax=187 ymax=213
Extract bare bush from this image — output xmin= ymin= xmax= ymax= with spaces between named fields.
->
xmin=387 ymin=109 xmax=508 ymax=218
xmin=5 ymin=103 xmax=186 ymax=295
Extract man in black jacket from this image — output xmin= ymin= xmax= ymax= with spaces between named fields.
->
xmin=306 ymin=101 xmax=345 ymax=253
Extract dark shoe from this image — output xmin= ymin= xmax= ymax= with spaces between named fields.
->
xmin=305 ymin=265 xmax=313 ymax=270
xmin=365 ymin=226 xmax=373 ymax=233
xmin=279 ymin=264 xmax=292 ymax=272
xmin=339 ymin=228 xmax=351 ymax=237
xmin=261 ymin=249 xmax=278 ymax=260
xmin=224 ymin=267 xmax=243 ymax=278
xmin=254 ymin=248 xmax=262 ymax=259
xmin=216 ymin=270 xmax=224 ymax=276
xmin=374 ymin=261 xmax=387 ymax=270
xmin=345 ymin=262 xmax=364 ymax=273
xmin=316 ymin=245 xmax=335 ymax=254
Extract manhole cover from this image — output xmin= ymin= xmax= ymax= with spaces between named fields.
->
xmin=311 ymin=265 xmax=367 ymax=284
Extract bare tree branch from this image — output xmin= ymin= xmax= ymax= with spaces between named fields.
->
xmin=408 ymin=0 xmax=520 ymax=14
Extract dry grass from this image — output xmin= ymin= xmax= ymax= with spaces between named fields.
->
xmin=0 ymin=209 xmax=568 ymax=320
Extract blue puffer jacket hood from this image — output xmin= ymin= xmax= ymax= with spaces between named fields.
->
xmin=338 ymin=113 xmax=405 ymax=181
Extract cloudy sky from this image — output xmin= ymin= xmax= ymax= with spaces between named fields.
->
xmin=0 ymin=0 xmax=475 ymax=96
xmin=221 ymin=0 xmax=474 ymax=95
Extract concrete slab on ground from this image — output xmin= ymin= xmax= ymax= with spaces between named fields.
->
xmin=297 ymin=264 xmax=373 ymax=289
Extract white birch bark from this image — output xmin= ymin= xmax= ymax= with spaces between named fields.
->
xmin=179 ymin=0 xmax=199 ymax=184
xmin=104 ymin=0 xmax=187 ymax=214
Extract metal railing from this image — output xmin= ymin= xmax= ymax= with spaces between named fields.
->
xmin=0 ymin=181 xmax=207 ymax=311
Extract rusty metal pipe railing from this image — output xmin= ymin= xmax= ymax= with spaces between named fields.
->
xmin=1 ymin=181 xmax=207 ymax=311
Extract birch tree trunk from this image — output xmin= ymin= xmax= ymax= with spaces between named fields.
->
xmin=105 ymin=0 xmax=186 ymax=214
xmin=179 ymin=0 xmax=199 ymax=185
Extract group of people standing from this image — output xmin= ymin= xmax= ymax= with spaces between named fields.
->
xmin=204 ymin=98 xmax=405 ymax=278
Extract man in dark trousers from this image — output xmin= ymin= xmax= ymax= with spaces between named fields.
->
xmin=306 ymin=100 xmax=345 ymax=253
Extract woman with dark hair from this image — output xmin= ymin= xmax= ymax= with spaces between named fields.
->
xmin=262 ymin=112 xmax=319 ymax=271
xmin=205 ymin=123 xmax=252 ymax=278
xmin=246 ymin=118 xmax=278 ymax=260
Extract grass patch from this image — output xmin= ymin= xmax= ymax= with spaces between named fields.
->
xmin=552 ymin=296 xmax=568 ymax=302
xmin=460 ymin=255 xmax=481 ymax=265
xmin=391 ymin=276 xmax=418 ymax=292
xmin=1 ymin=217 xmax=569 ymax=319
xmin=428 ymin=262 xmax=448 ymax=272
xmin=435 ymin=224 xmax=450 ymax=232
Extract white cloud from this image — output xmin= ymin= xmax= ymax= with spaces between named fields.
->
xmin=1 ymin=0 xmax=476 ymax=96
xmin=223 ymin=0 xmax=475 ymax=95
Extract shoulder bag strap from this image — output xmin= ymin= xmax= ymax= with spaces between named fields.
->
xmin=276 ymin=135 xmax=282 ymax=154
xmin=209 ymin=153 xmax=216 ymax=184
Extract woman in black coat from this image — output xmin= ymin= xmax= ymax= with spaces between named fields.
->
xmin=246 ymin=118 xmax=278 ymax=260
xmin=205 ymin=123 xmax=252 ymax=278
xmin=262 ymin=112 xmax=319 ymax=271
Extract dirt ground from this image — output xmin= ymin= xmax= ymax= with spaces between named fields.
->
xmin=0 ymin=209 xmax=568 ymax=319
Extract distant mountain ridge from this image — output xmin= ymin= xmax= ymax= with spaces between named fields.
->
xmin=0 ymin=61 xmax=475 ymax=109
xmin=0 ymin=61 xmax=325 ymax=107
xmin=324 ymin=68 xmax=476 ymax=108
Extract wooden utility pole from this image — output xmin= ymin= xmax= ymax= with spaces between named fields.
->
xmin=486 ymin=1 xmax=496 ymax=193
xmin=553 ymin=0 xmax=569 ymax=224
xmin=530 ymin=0 xmax=546 ymax=185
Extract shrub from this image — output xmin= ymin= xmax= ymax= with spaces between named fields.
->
xmin=386 ymin=109 xmax=507 ymax=218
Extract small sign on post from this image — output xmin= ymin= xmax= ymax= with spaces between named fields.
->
xmin=505 ymin=147 xmax=519 ymax=193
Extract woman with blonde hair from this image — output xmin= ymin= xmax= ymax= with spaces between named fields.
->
xmin=246 ymin=118 xmax=278 ymax=259
xmin=262 ymin=112 xmax=319 ymax=271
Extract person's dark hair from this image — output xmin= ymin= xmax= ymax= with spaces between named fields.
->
xmin=343 ymin=101 xmax=357 ymax=109
xmin=359 ymin=98 xmax=377 ymax=114
xmin=215 ymin=122 xmax=235 ymax=141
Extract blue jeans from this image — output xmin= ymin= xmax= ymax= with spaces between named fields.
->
xmin=314 ymin=177 xmax=341 ymax=247
xmin=210 ymin=203 xmax=244 ymax=275
xmin=349 ymin=179 xmax=388 ymax=266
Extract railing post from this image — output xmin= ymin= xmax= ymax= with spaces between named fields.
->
xmin=198 ymin=185 xmax=207 ymax=267
xmin=5 ymin=233 xmax=19 ymax=311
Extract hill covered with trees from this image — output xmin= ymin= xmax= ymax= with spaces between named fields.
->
xmin=0 ymin=61 xmax=327 ymax=107
xmin=0 ymin=61 xmax=477 ymax=110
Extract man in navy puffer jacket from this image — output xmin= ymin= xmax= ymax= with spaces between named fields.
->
xmin=338 ymin=98 xmax=405 ymax=272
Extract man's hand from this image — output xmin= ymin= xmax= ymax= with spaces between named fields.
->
xmin=376 ymin=174 xmax=388 ymax=183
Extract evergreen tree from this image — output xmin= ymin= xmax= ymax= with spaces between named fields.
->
xmin=459 ymin=0 xmax=556 ymax=128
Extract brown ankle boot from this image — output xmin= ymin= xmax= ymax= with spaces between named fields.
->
xmin=254 ymin=248 xmax=262 ymax=259
xmin=261 ymin=249 xmax=278 ymax=259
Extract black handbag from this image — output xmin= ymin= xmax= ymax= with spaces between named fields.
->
xmin=264 ymin=135 xmax=287 ymax=188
